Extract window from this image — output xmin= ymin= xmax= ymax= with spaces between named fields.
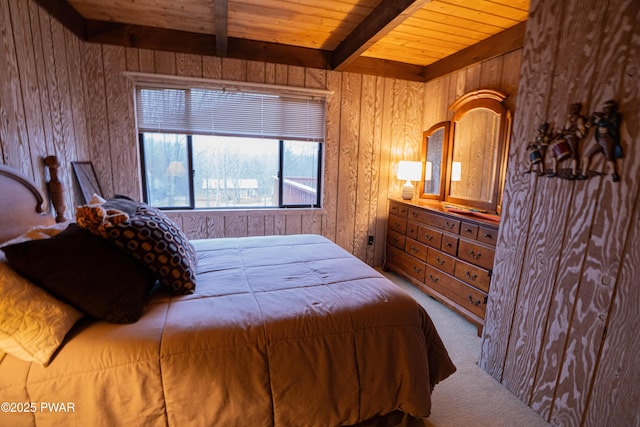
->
xmin=134 ymin=80 xmax=326 ymax=209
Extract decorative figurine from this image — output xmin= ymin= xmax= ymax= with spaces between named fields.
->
xmin=549 ymin=102 xmax=588 ymax=178
xmin=525 ymin=122 xmax=552 ymax=175
xmin=578 ymin=99 xmax=623 ymax=182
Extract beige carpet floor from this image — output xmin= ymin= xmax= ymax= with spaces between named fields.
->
xmin=381 ymin=270 xmax=550 ymax=427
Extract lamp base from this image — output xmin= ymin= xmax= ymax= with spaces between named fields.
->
xmin=401 ymin=181 xmax=414 ymax=200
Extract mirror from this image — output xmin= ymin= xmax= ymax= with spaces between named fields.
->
xmin=420 ymin=89 xmax=511 ymax=215
xmin=446 ymin=89 xmax=510 ymax=214
xmin=419 ymin=122 xmax=450 ymax=200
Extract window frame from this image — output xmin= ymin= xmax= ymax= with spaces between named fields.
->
xmin=139 ymin=133 xmax=323 ymax=210
xmin=127 ymin=72 xmax=331 ymax=211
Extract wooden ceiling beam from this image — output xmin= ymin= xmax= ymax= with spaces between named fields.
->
xmin=341 ymin=57 xmax=425 ymax=82
xmin=421 ymin=21 xmax=527 ymax=82
xmin=85 ymin=21 xmax=331 ymax=69
xmin=86 ymin=21 xmax=217 ymax=56
xmin=32 ymin=0 xmax=85 ymax=39
xmin=213 ymin=0 xmax=228 ymax=57
xmin=332 ymin=0 xmax=432 ymax=71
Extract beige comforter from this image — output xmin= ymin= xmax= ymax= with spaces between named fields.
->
xmin=0 ymin=234 xmax=455 ymax=426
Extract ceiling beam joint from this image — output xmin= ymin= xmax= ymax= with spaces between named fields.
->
xmin=214 ymin=0 xmax=228 ymax=57
xmin=332 ymin=0 xmax=432 ymax=71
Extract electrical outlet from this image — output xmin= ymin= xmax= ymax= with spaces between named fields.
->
xmin=367 ymin=235 xmax=374 ymax=245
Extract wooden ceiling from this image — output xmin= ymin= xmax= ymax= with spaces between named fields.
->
xmin=40 ymin=0 xmax=530 ymax=82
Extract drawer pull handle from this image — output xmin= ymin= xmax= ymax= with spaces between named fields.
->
xmin=428 ymin=274 xmax=439 ymax=283
xmin=468 ymin=295 xmax=482 ymax=306
xmin=466 ymin=271 xmax=478 ymax=281
xmin=424 ymin=234 xmax=433 ymax=241
xmin=410 ymin=246 xmax=420 ymax=253
xmin=483 ymin=233 xmax=492 ymax=239
xmin=394 ymin=221 xmax=401 ymax=227
xmin=469 ymin=250 xmax=482 ymax=259
xmin=445 ymin=242 xmax=452 ymax=247
xmin=413 ymin=265 xmax=422 ymax=273
xmin=436 ymin=257 xmax=445 ymax=265
xmin=445 ymin=222 xmax=455 ymax=229
xmin=412 ymin=212 xmax=419 ymax=218
xmin=465 ymin=228 xmax=473 ymax=233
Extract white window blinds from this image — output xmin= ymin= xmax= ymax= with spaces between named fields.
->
xmin=135 ymin=84 xmax=326 ymax=142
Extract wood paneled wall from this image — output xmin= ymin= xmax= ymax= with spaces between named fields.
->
xmin=0 ymin=0 xmax=521 ymax=268
xmin=479 ymin=0 xmax=640 ymax=426
xmin=6 ymin=0 xmax=639 ymax=425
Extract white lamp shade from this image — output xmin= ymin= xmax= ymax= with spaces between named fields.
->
xmin=397 ymin=161 xmax=422 ymax=181
xmin=451 ymin=161 xmax=462 ymax=181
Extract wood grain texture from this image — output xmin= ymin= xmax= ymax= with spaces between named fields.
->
xmin=45 ymin=14 xmax=77 ymax=211
xmin=202 ymin=55 xmax=222 ymax=79
xmin=322 ymin=70 xmax=342 ymax=242
xmin=583 ymin=33 xmax=640 ymax=423
xmin=153 ymin=50 xmax=175 ymax=75
xmin=65 ymin=28 xmax=90 ymax=162
xmin=138 ymin=48 xmax=155 ymax=72
xmin=103 ymin=45 xmax=139 ymax=199
xmin=370 ymin=76 xmax=387 ymax=266
xmin=502 ymin=0 xmax=604 ymax=407
xmin=353 ymin=74 xmax=377 ymax=262
xmin=479 ymin=0 xmax=563 ymax=380
xmin=335 ymin=72 xmax=362 ymax=252
xmin=0 ymin=0 xmax=32 ymax=174
xmin=7 ymin=0 xmax=46 ymax=184
xmin=526 ymin=0 xmax=609 ymax=419
xmin=82 ymin=43 xmax=114 ymax=198
xmin=549 ymin=1 xmax=639 ymax=424
xmin=222 ymin=57 xmax=246 ymax=80
xmin=246 ymin=60 xmax=265 ymax=83
xmin=176 ymin=53 xmax=202 ymax=77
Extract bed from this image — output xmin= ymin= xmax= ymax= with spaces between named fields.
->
xmin=0 ymin=159 xmax=455 ymax=427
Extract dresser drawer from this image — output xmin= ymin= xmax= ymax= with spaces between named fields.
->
xmin=441 ymin=233 xmax=458 ymax=256
xmin=427 ymin=248 xmax=456 ymax=276
xmin=425 ymin=266 xmax=487 ymax=319
xmin=387 ymin=245 xmax=426 ymax=282
xmin=477 ymin=226 xmax=498 ymax=246
xmin=388 ymin=214 xmax=407 ymax=234
xmin=458 ymin=239 xmax=495 ymax=270
xmin=387 ymin=229 xmax=406 ymax=249
xmin=405 ymin=238 xmax=428 ymax=262
xmin=407 ymin=207 xmax=429 ymax=223
xmin=460 ymin=222 xmax=479 ymax=240
xmin=389 ymin=202 xmax=408 ymax=217
xmin=454 ymin=258 xmax=491 ymax=293
xmin=406 ymin=221 xmax=418 ymax=240
xmin=416 ymin=224 xmax=443 ymax=249
xmin=426 ymin=213 xmax=461 ymax=234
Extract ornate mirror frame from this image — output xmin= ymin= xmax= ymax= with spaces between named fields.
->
xmin=445 ymin=89 xmax=511 ymax=214
xmin=420 ymin=89 xmax=511 ymax=215
xmin=419 ymin=121 xmax=450 ymax=200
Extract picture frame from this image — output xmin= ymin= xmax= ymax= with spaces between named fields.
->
xmin=71 ymin=161 xmax=102 ymax=204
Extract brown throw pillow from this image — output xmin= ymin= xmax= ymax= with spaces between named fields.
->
xmin=2 ymin=224 xmax=157 ymax=323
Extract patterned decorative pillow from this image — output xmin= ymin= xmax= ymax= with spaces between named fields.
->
xmin=105 ymin=204 xmax=197 ymax=295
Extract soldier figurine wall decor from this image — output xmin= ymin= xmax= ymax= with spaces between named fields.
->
xmin=553 ymin=102 xmax=587 ymax=178
xmin=525 ymin=122 xmax=552 ymax=175
xmin=578 ymin=99 xmax=623 ymax=182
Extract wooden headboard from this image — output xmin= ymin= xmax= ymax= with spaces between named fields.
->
xmin=0 ymin=157 xmax=67 ymax=244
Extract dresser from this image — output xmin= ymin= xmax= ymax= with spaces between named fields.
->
xmin=385 ymin=198 xmax=500 ymax=336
